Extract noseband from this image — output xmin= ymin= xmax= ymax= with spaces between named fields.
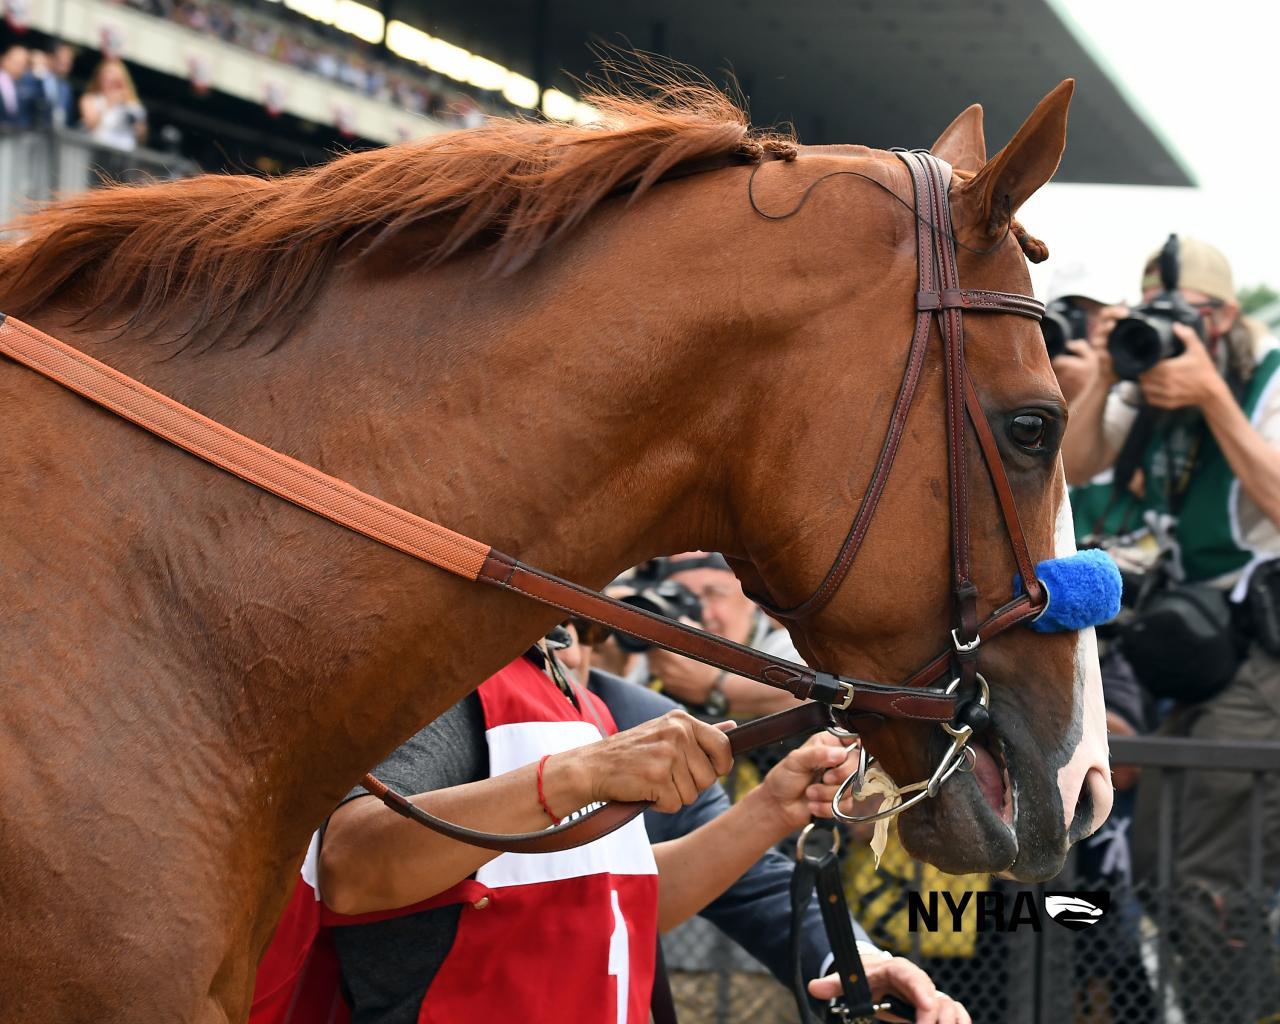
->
xmin=0 ymin=150 xmax=1050 ymax=851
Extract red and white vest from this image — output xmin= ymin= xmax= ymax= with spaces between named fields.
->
xmin=250 ymin=657 xmax=659 ymax=1024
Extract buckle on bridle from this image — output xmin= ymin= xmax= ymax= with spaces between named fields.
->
xmin=833 ymin=681 xmax=855 ymax=711
xmin=951 ymin=627 xmax=981 ymax=654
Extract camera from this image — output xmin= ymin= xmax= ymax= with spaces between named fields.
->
xmin=1107 ymin=234 xmax=1206 ymax=380
xmin=1040 ymin=297 xmax=1091 ymax=360
xmin=612 ymin=578 xmax=703 ymax=653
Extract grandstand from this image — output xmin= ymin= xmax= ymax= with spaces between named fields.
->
xmin=0 ymin=0 xmax=1189 ymax=191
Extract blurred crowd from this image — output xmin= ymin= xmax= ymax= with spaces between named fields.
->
xmin=117 ymin=0 xmax=502 ymax=127
xmin=0 ymin=42 xmax=151 ymax=149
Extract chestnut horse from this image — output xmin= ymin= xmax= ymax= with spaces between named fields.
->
xmin=0 ymin=77 xmax=1109 ymax=1020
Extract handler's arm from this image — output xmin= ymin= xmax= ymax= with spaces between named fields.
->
xmin=321 ymin=762 xmax=580 ymax=916
xmin=321 ymin=709 xmax=732 ymax=916
xmin=651 ymin=735 xmax=851 ymax=933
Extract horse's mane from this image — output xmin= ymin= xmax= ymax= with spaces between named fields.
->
xmin=0 ymin=74 xmax=795 ymax=342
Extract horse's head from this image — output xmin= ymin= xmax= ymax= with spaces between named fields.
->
xmin=731 ymin=81 xmax=1109 ymax=880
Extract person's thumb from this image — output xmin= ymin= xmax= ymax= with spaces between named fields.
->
xmin=807 ymin=974 xmax=842 ymax=1001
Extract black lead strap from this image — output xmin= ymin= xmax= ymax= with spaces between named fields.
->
xmin=791 ymin=821 xmax=916 ymax=1024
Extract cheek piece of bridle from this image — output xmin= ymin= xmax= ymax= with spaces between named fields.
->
xmin=0 ymin=150 xmax=1054 ymax=855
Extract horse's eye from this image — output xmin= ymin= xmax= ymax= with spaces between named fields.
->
xmin=1009 ymin=413 xmax=1047 ymax=450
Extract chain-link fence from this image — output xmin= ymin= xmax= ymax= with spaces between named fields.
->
xmin=661 ymin=736 xmax=1280 ymax=1024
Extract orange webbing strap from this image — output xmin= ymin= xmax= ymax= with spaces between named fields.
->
xmin=0 ymin=315 xmax=492 ymax=580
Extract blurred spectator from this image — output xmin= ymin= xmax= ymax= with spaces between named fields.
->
xmin=80 ymin=58 xmax=147 ymax=151
xmin=117 ymin=0 xmax=511 ymax=127
xmin=644 ymin=552 xmax=803 ymax=720
xmin=0 ymin=45 xmax=30 ymax=128
xmin=49 ymin=44 xmax=78 ymax=127
xmin=20 ymin=48 xmax=74 ymax=129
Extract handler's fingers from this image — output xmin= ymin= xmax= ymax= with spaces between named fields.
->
xmin=673 ymin=753 xmax=702 ymax=806
xmin=689 ymin=718 xmax=733 ymax=775
xmin=806 ymin=973 xmax=841 ymax=1001
xmin=930 ymin=992 xmax=971 ymax=1024
xmin=789 ymin=743 xmax=851 ymax=776
xmin=686 ymin=737 xmax=720 ymax=793
xmin=866 ymin=958 xmax=940 ymax=1023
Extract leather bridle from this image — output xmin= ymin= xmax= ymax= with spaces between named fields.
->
xmin=0 ymin=149 xmax=1049 ymax=854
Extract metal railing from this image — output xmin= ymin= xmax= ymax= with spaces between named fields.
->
xmin=0 ymin=127 xmax=199 ymax=230
xmin=661 ymin=735 xmax=1280 ymax=1024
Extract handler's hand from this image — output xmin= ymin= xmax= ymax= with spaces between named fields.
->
xmin=809 ymin=956 xmax=971 ymax=1024
xmin=554 ymin=710 xmax=734 ymax=813
xmin=1138 ymin=323 xmax=1230 ymax=411
xmin=755 ymin=731 xmax=856 ymax=831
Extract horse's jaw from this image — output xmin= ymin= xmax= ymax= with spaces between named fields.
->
xmin=894 ymin=671 xmax=1112 ymax=882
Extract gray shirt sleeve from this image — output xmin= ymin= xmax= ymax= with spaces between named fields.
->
xmin=342 ymin=693 xmax=487 ymax=806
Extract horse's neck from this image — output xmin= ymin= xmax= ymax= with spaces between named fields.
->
xmin=36 ymin=237 xmax=761 ymax=857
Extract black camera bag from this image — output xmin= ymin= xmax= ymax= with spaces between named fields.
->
xmin=1246 ymin=558 xmax=1280 ymax=656
xmin=1120 ymin=584 xmax=1240 ymax=703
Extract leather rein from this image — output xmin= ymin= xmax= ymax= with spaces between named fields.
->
xmin=0 ymin=149 xmax=1047 ymax=854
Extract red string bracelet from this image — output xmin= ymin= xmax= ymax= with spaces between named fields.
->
xmin=536 ymin=754 xmax=561 ymax=825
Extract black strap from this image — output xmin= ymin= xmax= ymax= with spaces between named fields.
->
xmin=650 ymin=938 xmax=679 ymax=1024
xmin=790 ymin=823 xmax=916 ymax=1023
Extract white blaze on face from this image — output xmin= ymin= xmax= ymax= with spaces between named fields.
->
xmin=1052 ymin=480 xmax=1113 ymax=837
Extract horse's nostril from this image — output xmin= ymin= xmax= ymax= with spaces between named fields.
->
xmin=1068 ymin=783 xmax=1095 ymax=844
xmin=1069 ymin=767 xmax=1112 ymax=843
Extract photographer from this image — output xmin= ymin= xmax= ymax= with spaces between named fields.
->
xmin=638 ymin=552 xmax=804 ymax=719
xmin=1059 ymin=237 xmax=1280 ymax=1022
xmin=1042 ymin=265 xmax=1128 ymax=409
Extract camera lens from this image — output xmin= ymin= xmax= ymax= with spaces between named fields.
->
xmin=614 ymin=592 xmax=664 ymax=652
xmin=612 ymin=582 xmax=702 ymax=653
xmin=1040 ymin=313 xmax=1069 ymax=360
xmin=1108 ymin=314 xmax=1180 ymax=381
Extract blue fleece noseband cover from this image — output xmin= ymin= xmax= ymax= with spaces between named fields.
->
xmin=1016 ymin=549 xmax=1122 ymax=633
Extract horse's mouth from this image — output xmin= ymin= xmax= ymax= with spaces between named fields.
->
xmin=969 ymin=730 xmax=1015 ymax=831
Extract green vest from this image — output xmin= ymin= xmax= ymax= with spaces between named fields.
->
xmin=1141 ymin=347 xmax=1280 ymax=582
xmin=1070 ymin=470 xmax=1143 ymax=546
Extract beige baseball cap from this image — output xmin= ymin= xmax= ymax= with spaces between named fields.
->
xmin=1142 ymin=236 xmax=1235 ymax=304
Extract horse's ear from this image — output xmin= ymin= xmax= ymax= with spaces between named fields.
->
xmin=931 ymin=104 xmax=986 ymax=173
xmin=954 ymin=79 xmax=1073 ymax=237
